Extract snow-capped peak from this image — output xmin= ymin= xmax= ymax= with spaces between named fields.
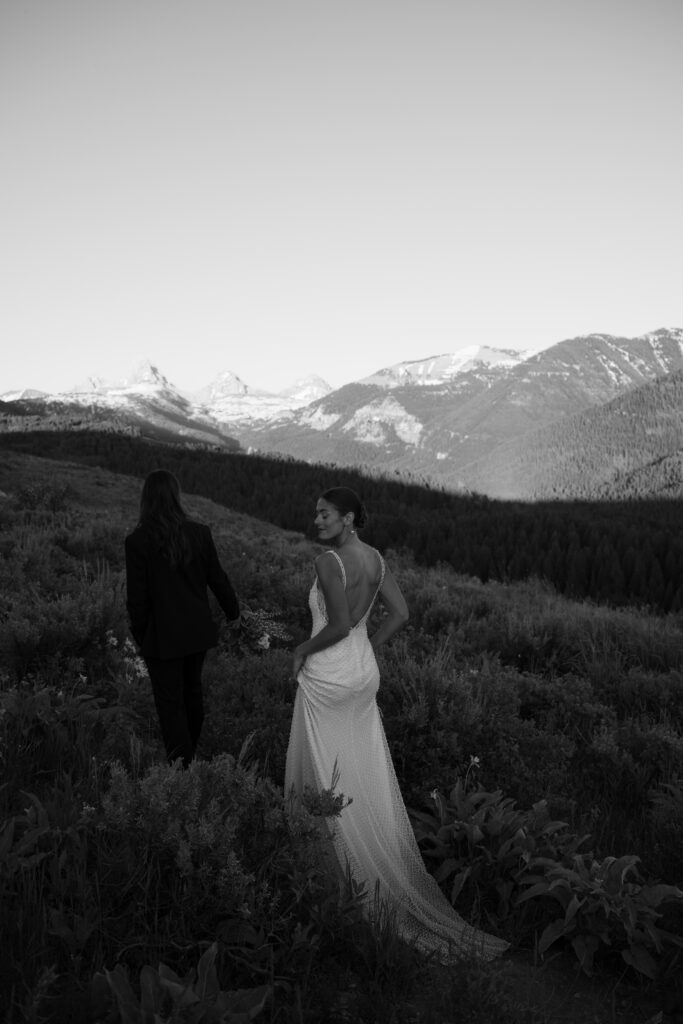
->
xmin=193 ymin=371 xmax=249 ymax=405
xmin=280 ymin=375 xmax=331 ymax=402
xmin=119 ymin=360 xmax=172 ymax=390
xmin=191 ymin=371 xmax=331 ymax=423
xmin=361 ymin=346 xmax=527 ymax=387
xmin=0 ymin=387 xmax=49 ymax=401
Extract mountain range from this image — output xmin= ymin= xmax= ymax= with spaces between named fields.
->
xmin=2 ymin=328 xmax=683 ymax=500
xmin=0 ymin=364 xmax=331 ymax=451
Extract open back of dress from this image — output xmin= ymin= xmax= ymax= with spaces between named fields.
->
xmin=285 ymin=550 xmax=509 ymax=963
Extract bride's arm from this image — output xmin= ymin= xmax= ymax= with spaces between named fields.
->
xmin=291 ymin=553 xmax=351 ymax=677
xmin=369 ymin=565 xmax=409 ymax=651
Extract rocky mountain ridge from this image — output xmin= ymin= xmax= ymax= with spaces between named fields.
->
xmin=0 ymin=361 xmax=333 ymax=449
xmin=234 ymin=328 xmax=683 ymax=495
xmin=3 ymin=331 xmax=683 ymax=499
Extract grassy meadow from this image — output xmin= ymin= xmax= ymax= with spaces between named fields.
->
xmin=1 ymin=450 xmax=682 ymax=1023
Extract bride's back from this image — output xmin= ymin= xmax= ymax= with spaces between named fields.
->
xmin=332 ymin=542 xmax=383 ymax=626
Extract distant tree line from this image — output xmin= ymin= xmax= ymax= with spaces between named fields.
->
xmin=3 ymin=429 xmax=682 ymax=613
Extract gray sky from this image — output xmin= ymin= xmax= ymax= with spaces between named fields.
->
xmin=2 ymin=0 xmax=682 ymax=394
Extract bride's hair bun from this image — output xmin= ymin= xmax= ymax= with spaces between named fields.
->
xmin=322 ymin=486 xmax=368 ymax=530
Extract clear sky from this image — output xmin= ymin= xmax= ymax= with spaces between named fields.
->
xmin=2 ymin=0 xmax=682 ymax=395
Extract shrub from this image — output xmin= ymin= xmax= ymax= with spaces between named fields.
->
xmin=410 ymin=772 xmax=588 ymax=933
xmin=0 ymin=789 xmax=96 ymax=1010
xmin=201 ymin=648 xmax=294 ymax=777
xmin=518 ymin=854 xmax=683 ymax=979
xmin=98 ymin=754 xmax=277 ymax=937
xmin=0 ymin=674 xmax=128 ymax=799
xmin=0 ymin=561 xmax=126 ymax=677
xmin=411 ymin=772 xmax=683 ymax=980
xmin=90 ymin=942 xmax=271 ymax=1023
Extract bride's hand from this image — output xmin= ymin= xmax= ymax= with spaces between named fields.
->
xmin=292 ymin=647 xmax=306 ymax=681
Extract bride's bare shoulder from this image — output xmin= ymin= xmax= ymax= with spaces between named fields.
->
xmin=314 ymin=549 xmax=345 ymax=577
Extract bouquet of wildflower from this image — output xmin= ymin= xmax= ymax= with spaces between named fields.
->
xmin=224 ymin=607 xmax=293 ymax=655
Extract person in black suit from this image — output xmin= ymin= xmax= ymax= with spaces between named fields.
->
xmin=125 ymin=469 xmax=239 ymax=766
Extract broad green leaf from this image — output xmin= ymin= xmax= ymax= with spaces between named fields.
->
xmin=89 ymin=972 xmax=112 ymax=1020
xmin=639 ymin=884 xmax=683 ymax=907
xmin=450 ymin=867 xmax=471 ymax=903
xmin=564 ymin=894 xmax=585 ymax=924
xmin=468 ymin=824 xmax=484 ymax=844
xmin=539 ymin=918 xmax=572 ymax=955
xmin=603 ymin=855 xmax=639 ymax=894
xmin=215 ymin=983 xmax=272 ymax=1019
xmin=158 ymin=962 xmax=185 ymax=985
xmin=20 ymin=791 xmax=50 ymax=828
xmin=104 ymin=966 xmax=142 ymax=1024
xmin=571 ymin=934 xmax=599 ymax=975
xmin=434 ymin=857 xmax=460 ymax=884
xmin=195 ymin=942 xmax=220 ymax=1000
xmin=516 ymin=882 xmax=554 ymax=904
xmin=542 ymin=821 xmax=569 ymax=836
xmin=622 ymin=944 xmax=657 ymax=980
xmin=139 ymin=966 xmax=162 ymax=1015
xmin=158 ymin=975 xmax=201 ymax=1007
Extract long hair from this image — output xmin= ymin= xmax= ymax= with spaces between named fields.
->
xmin=138 ymin=470 xmax=192 ymax=568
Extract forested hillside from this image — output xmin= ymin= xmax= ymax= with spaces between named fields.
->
xmin=234 ymin=329 xmax=683 ymax=494
xmin=2 ymin=429 xmax=682 ymax=613
xmin=467 ymin=370 xmax=683 ymax=501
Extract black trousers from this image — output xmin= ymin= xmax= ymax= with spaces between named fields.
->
xmin=144 ymin=651 xmax=207 ymax=767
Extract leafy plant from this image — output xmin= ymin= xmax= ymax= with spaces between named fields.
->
xmin=0 ymin=789 xmax=96 ymax=1010
xmin=297 ymin=759 xmax=353 ymax=819
xmin=99 ymin=754 xmax=275 ymax=924
xmin=517 ymin=853 xmax=683 ymax=978
xmin=90 ymin=942 xmax=271 ymax=1023
xmin=4 ymin=448 xmax=683 ymax=1019
xmin=0 ymin=675 xmax=126 ymax=790
xmin=410 ymin=771 xmax=587 ymax=927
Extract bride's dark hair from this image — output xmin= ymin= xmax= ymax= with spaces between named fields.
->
xmin=139 ymin=470 xmax=192 ymax=568
xmin=322 ymin=487 xmax=368 ymax=530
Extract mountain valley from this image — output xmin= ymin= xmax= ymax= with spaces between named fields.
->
xmin=3 ymin=328 xmax=683 ymax=500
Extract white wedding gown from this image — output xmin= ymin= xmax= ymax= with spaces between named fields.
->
xmin=284 ymin=550 xmax=509 ymax=963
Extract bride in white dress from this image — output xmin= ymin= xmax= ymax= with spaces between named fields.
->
xmin=285 ymin=487 xmax=509 ymax=963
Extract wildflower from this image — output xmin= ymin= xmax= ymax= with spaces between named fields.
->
xmin=135 ymin=657 xmax=148 ymax=676
xmin=256 ymin=634 xmax=270 ymax=650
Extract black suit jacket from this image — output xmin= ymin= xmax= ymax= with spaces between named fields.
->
xmin=125 ymin=520 xmax=239 ymax=660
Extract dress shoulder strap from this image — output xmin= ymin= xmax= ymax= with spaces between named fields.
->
xmin=376 ymin=548 xmax=386 ymax=587
xmin=322 ymin=549 xmax=347 ymax=588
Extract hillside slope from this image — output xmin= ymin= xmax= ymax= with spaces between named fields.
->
xmin=465 ymin=369 xmax=683 ymax=500
xmin=235 ymin=329 xmax=683 ymax=491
